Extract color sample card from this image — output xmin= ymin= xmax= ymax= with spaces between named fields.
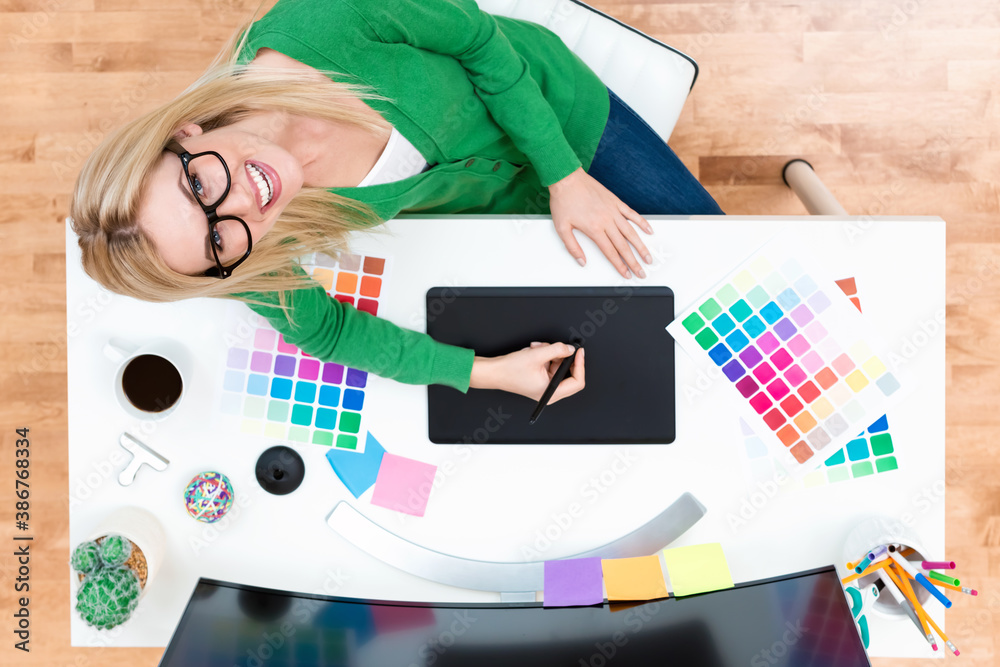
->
xmin=661 ymin=543 xmax=735 ymax=597
xmin=218 ymin=253 xmax=390 ymax=450
xmin=666 ymin=239 xmax=901 ymax=475
xmin=543 ymin=558 xmax=605 ymax=607
xmin=371 ymin=453 xmax=437 ymax=517
xmin=740 ymin=415 xmax=898 ymax=491
xmin=600 ymin=555 xmax=668 ymax=602
xmin=325 ymin=432 xmax=387 ymax=498
xmin=737 ymin=278 xmax=900 ymax=489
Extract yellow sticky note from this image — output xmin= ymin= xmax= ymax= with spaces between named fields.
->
xmin=662 ymin=543 xmax=735 ymax=597
xmin=600 ymin=555 xmax=668 ymax=602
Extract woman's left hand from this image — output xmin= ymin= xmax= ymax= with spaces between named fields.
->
xmin=548 ymin=168 xmax=654 ymax=279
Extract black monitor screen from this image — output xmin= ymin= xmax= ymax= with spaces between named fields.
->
xmin=158 ymin=566 xmax=870 ymax=667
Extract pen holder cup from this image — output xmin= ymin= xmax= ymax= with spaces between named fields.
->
xmin=842 ymin=516 xmax=931 ymax=619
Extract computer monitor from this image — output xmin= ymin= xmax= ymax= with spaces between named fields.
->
xmin=158 ymin=565 xmax=870 ymax=666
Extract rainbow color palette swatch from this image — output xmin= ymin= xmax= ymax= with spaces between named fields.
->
xmin=736 ymin=277 xmax=900 ymax=488
xmin=740 ymin=414 xmax=898 ymax=491
xmin=218 ymin=253 xmax=390 ymax=449
xmin=667 ymin=242 xmax=901 ymax=474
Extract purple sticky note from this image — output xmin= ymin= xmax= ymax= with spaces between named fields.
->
xmin=543 ymin=558 xmax=605 ymax=607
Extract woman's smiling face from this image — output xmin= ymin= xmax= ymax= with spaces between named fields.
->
xmin=138 ymin=122 xmax=303 ymax=276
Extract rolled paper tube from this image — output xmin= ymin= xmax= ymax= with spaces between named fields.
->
xmin=855 ymin=555 xmax=873 ymax=574
xmin=922 ymin=560 xmax=955 ymax=570
xmin=899 ymin=546 xmax=915 ymax=557
xmin=928 ymin=571 xmax=960 ymax=586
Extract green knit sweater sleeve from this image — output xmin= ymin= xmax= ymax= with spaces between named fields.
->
xmin=235 ymin=269 xmax=474 ymax=392
xmin=339 ymin=0 xmax=582 ymax=186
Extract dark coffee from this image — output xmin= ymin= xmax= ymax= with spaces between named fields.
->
xmin=121 ymin=354 xmax=183 ymax=413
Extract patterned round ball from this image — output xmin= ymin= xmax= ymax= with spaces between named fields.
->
xmin=183 ymin=471 xmax=234 ymax=523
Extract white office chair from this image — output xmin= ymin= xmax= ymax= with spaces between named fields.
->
xmin=477 ymin=0 xmax=697 ymax=144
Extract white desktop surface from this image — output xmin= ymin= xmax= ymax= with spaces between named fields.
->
xmin=66 ymin=215 xmax=946 ymax=658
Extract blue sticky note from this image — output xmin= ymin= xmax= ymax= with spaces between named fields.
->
xmin=325 ymin=432 xmax=387 ymax=498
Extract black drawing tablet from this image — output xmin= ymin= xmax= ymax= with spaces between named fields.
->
xmin=426 ymin=287 xmax=675 ymax=444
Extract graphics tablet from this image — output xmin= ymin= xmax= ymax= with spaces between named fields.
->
xmin=426 ymin=286 xmax=675 ymax=444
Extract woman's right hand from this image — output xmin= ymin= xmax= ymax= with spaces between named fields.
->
xmin=469 ymin=342 xmax=585 ymax=403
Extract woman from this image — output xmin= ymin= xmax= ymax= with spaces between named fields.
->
xmin=70 ymin=0 xmax=723 ymax=404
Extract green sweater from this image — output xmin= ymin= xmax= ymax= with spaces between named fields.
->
xmin=238 ymin=0 xmax=611 ymax=392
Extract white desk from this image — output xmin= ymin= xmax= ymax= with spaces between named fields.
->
xmin=65 ymin=215 xmax=946 ymax=658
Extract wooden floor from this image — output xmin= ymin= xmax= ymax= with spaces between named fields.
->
xmin=1 ymin=0 xmax=997 ymax=664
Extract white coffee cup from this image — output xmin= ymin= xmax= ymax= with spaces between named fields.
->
xmin=104 ymin=339 xmax=188 ymax=420
xmin=842 ymin=515 xmax=932 ymax=618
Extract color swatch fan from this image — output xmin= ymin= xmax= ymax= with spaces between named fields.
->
xmin=737 ymin=277 xmax=901 ymax=489
xmin=218 ymin=253 xmax=390 ymax=450
xmin=666 ymin=238 xmax=902 ymax=475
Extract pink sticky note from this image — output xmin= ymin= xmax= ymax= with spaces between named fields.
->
xmin=371 ymin=453 xmax=437 ymax=517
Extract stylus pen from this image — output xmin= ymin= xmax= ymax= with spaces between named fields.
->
xmin=529 ymin=344 xmax=580 ymax=424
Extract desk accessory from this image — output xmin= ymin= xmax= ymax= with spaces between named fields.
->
xmin=427 ymin=286 xmax=675 ymax=444
xmin=255 ymin=445 xmax=305 ymax=495
xmin=542 ymin=558 xmax=604 ymax=607
xmin=600 ymin=554 xmax=668 ymax=601
xmin=844 ymin=545 xmax=976 ymax=656
xmin=74 ymin=507 xmax=165 ymax=630
xmin=661 ymin=542 xmax=735 ymax=597
xmin=370 ymin=453 xmax=437 ymax=517
xmin=667 ymin=239 xmax=902 ymax=475
xmin=117 ymin=432 xmax=169 ymax=486
xmin=183 ymin=472 xmax=234 ymax=522
xmin=218 ymin=253 xmax=390 ymax=449
xmin=325 ymin=492 xmax=705 ymax=593
xmin=738 ymin=280 xmax=899 ymax=489
xmin=71 ymin=535 xmax=142 ymax=630
xmin=325 ymin=432 xmax=386 ymax=498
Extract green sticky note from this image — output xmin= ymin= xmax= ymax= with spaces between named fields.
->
xmin=662 ymin=543 xmax=734 ymax=597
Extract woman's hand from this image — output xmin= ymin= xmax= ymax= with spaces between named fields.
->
xmin=469 ymin=342 xmax=585 ymax=403
xmin=548 ymin=168 xmax=654 ymax=280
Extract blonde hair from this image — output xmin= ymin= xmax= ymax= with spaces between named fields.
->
xmin=69 ymin=6 xmax=393 ymax=306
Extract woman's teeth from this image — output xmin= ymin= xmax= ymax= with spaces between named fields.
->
xmin=247 ymin=163 xmax=273 ymax=207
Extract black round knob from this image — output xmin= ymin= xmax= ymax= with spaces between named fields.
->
xmin=254 ymin=445 xmax=305 ymax=495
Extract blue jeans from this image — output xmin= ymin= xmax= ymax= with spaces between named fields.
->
xmin=587 ymin=87 xmax=724 ymax=215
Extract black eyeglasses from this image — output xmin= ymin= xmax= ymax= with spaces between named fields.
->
xmin=165 ymin=140 xmax=253 ymax=278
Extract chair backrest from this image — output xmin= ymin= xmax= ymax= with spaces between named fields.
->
xmin=476 ymin=0 xmax=697 ymax=143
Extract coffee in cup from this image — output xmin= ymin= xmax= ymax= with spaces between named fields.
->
xmin=104 ymin=339 xmax=187 ymax=420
